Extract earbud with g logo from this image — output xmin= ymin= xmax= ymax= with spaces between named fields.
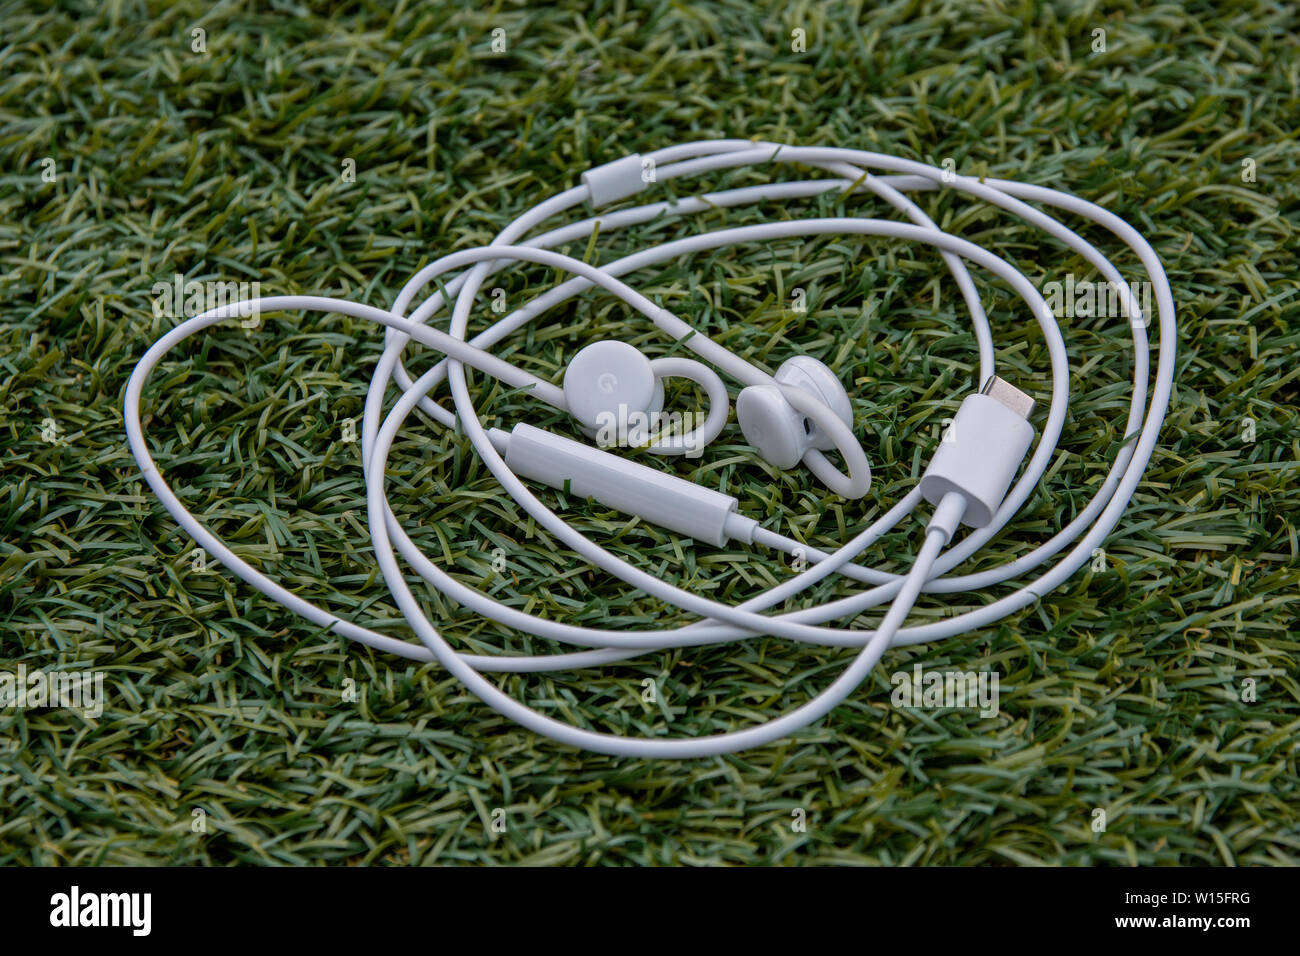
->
xmin=562 ymin=340 xmax=729 ymax=456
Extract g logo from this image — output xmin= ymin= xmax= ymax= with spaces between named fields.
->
xmin=597 ymin=372 xmax=618 ymax=394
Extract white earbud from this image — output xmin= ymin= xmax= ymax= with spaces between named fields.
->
xmin=562 ymin=340 xmax=730 ymax=456
xmin=563 ymin=340 xmax=662 ymax=436
xmin=736 ymin=355 xmax=871 ymax=498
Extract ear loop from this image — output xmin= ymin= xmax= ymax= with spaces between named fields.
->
xmin=641 ymin=357 xmax=729 ymax=456
xmin=781 ymin=384 xmax=872 ymax=498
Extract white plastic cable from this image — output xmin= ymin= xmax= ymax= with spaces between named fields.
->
xmin=124 ymin=140 xmax=1176 ymax=757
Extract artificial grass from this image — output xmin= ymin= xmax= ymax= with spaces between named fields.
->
xmin=1 ymin=0 xmax=1298 ymax=866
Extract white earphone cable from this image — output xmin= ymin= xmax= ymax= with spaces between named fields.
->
xmin=124 ymin=140 xmax=1176 ymax=757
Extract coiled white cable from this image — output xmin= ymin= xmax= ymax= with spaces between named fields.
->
xmin=124 ymin=140 xmax=1176 ymax=758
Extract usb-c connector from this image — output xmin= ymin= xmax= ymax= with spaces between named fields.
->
xmin=981 ymin=375 xmax=1035 ymax=420
xmin=918 ymin=381 xmax=1037 ymax=529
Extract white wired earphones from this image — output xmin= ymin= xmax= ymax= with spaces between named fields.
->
xmin=124 ymin=139 xmax=1176 ymax=758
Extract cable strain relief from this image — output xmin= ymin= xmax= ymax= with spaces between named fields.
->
xmin=487 ymin=427 xmax=511 ymax=456
xmin=926 ymin=491 xmax=967 ymax=545
xmin=724 ymin=510 xmax=759 ymax=545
